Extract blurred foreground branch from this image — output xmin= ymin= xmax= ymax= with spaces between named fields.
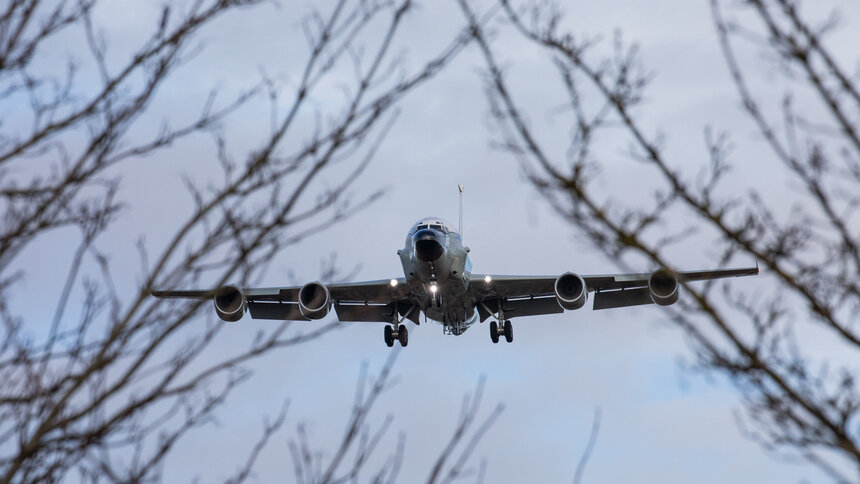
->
xmin=461 ymin=0 xmax=860 ymax=479
xmin=0 ymin=0 xmax=475 ymax=481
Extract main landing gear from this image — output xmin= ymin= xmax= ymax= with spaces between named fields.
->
xmin=489 ymin=319 xmax=513 ymax=344
xmin=488 ymin=303 xmax=513 ymax=344
xmin=384 ymin=324 xmax=408 ymax=347
xmin=384 ymin=306 xmax=417 ymax=348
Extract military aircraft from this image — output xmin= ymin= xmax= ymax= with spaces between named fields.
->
xmin=151 ymin=200 xmax=759 ymax=347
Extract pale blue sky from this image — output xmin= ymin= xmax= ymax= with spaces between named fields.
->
xmin=9 ymin=0 xmax=859 ymax=482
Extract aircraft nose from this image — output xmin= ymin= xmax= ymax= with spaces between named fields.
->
xmin=413 ymin=229 xmax=444 ymax=262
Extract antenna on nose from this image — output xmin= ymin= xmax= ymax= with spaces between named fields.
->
xmin=458 ymin=184 xmax=464 ymax=236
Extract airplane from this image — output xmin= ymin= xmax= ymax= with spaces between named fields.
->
xmin=152 ymin=190 xmax=758 ymax=347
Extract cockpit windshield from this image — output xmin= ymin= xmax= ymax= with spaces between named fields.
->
xmin=409 ymin=218 xmax=456 ymax=236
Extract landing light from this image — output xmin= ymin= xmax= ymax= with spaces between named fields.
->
xmin=390 ymin=279 xmax=398 ymax=287
xmin=430 ymin=283 xmax=438 ymax=293
xmin=484 ymin=275 xmax=492 ymax=283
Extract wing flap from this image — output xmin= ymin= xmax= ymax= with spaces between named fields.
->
xmin=477 ymin=296 xmax=563 ymax=321
xmin=471 ymin=275 xmax=556 ymax=301
xmin=592 ymin=287 xmax=653 ymax=310
xmin=334 ymin=303 xmax=396 ymax=322
xmin=328 ymin=279 xmax=409 ymax=303
xmin=247 ymin=302 xmax=309 ymax=320
xmin=150 ymin=289 xmax=214 ymax=299
xmin=506 ymin=297 xmax=564 ymax=318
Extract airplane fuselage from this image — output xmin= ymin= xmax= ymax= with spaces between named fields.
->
xmin=397 ymin=217 xmax=477 ymax=334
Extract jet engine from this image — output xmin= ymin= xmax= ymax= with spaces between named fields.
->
xmin=648 ymin=269 xmax=679 ymax=306
xmin=214 ymin=285 xmax=246 ymax=322
xmin=555 ymin=272 xmax=588 ymax=310
xmin=299 ymin=281 xmax=332 ymax=319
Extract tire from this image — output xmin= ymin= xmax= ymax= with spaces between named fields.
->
xmin=384 ymin=325 xmax=394 ymax=347
xmin=504 ymin=320 xmax=513 ymax=343
xmin=490 ymin=321 xmax=499 ymax=344
xmin=398 ymin=325 xmax=409 ymax=347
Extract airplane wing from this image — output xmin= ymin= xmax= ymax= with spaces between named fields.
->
xmin=151 ymin=278 xmax=415 ymax=323
xmin=470 ymin=265 xmax=759 ymax=320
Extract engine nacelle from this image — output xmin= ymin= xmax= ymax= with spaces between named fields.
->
xmin=555 ymin=272 xmax=588 ymax=310
xmin=214 ymin=285 xmax=246 ymax=322
xmin=299 ymin=281 xmax=332 ymax=319
xmin=648 ymin=269 xmax=679 ymax=306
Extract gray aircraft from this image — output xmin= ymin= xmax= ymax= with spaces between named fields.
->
xmin=152 ymin=208 xmax=758 ymax=347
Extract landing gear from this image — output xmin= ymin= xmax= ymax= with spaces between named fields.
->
xmin=384 ymin=324 xmax=408 ymax=347
xmin=488 ymin=302 xmax=514 ymax=344
xmin=489 ymin=319 xmax=513 ymax=344
xmin=398 ymin=325 xmax=408 ymax=347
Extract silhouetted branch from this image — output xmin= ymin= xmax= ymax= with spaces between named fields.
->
xmin=0 ymin=0 xmax=474 ymax=482
xmin=573 ymin=408 xmax=601 ymax=484
xmin=464 ymin=0 xmax=860 ymax=479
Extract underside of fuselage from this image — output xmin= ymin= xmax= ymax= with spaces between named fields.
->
xmin=423 ymin=306 xmax=479 ymax=335
xmin=406 ymin=262 xmax=479 ymax=335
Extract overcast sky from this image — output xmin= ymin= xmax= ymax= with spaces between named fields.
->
xmin=11 ymin=0 xmax=860 ymax=482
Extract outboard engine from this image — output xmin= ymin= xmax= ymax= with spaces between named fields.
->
xmin=214 ymin=285 xmax=246 ymax=322
xmin=554 ymin=272 xmax=588 ymax=310
xmin=648 ymin=269 xmax=679 ymax=306
xmin=299 ymin=281 xmax=332 ymax=319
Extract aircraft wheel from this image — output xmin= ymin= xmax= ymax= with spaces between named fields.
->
xmin=384 ymin=325 xmax=394 ymax=347
xmin=503 ymin=320 xmax=513 ymax=343
xmin=398 ymin=325 xmax=409 ymax=347
xmin=489 ymin=321 xmax=499 ymax=344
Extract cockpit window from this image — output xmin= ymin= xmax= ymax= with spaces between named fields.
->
xmin=410 ymin=221 xmax=453 ymax=235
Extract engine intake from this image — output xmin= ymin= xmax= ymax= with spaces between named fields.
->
xmin=648 ymin=269 xmax=679 ymax=306
xmin=299 ymin=281 xmax=332 ymax=319
xmin=214 ymin=285 xmax=246 ymax=322
xmin=554 ymin=272 xmax=588 ymax=310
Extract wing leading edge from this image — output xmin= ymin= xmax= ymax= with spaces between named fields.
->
xmin=151 ymin=278 xmax=413 ymax=323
